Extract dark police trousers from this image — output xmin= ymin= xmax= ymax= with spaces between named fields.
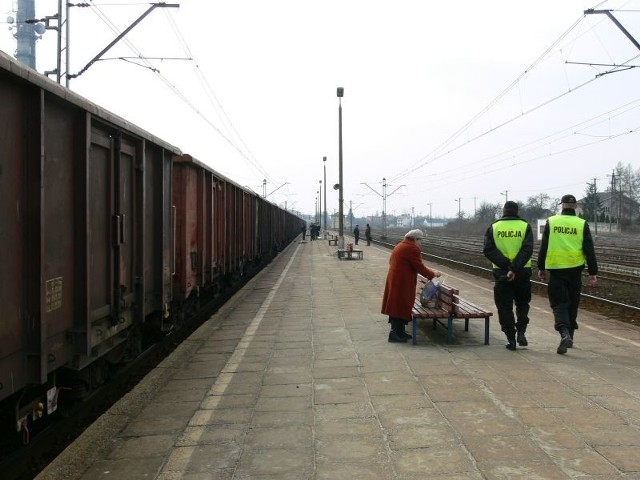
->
xmin=493 ymin=270 xmax=531 ymax=336
xmin=547 ymin=268 xmax=582 ymax=337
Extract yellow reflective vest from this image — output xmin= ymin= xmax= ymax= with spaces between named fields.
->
xmin=491 ymin=219 xmax=531 ymax=268
xmin=545 ymin=215 xmax=586 ymax=269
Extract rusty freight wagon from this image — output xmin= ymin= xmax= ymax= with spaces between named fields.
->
xmin=0 ymin=51 xmax=177 ymax=435
xmin=0 ymin=50 xmax=304 ymax=443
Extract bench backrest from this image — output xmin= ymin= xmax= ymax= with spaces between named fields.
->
xmin=416 ymin=275 xmax=459 ymax=313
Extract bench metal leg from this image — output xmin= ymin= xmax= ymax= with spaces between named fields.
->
xmin=412 ymin=317 xmax=417 ymax=345
xmin=464 ymin=319 xmax=469 ymax=331
xmin=484 ymin=316 xmax=490 ymax=345
xmin=447 ymin=316 xmax=454 ymax=344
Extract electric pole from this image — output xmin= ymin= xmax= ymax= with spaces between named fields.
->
xmin=16 ymin=0 xmax=37 ymax=69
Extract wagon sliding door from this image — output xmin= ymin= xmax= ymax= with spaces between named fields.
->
xmin=86 ymin=127 xmax=138 ymax=360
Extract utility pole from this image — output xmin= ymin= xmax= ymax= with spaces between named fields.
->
xmin=323 ymin=156 xmax=327 ymax=236
xmin=361 ymin=177 xmax=405 ymax=240
xmin=592 ymin=177 xmax=598 ymax=235
xmin=349 ymin=200 xmax=353 ymax=229
xmin=607 ymin=169 xmax=616 ymax=232
xmin=16 ymin=0 xmax=37 ymax=69
xmin=319 ymin=180 xmax=322 ymax=231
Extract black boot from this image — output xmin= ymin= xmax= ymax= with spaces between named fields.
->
xmin=388 ymin=319 xmax=408 ymax=343
xmin=388 ymin=330 xmax=408 ymax=343
xmin=505 ymin=333 xmax=517 ymax=351
xmin=517 ymin=331 xmax=528 ymax=347
xmin=397 ymin=321 xmax=412 ymax=339
xmin=557 ymin=331 xmax=573 ymax=355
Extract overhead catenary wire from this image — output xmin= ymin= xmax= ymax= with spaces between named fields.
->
xmin=84 ymin=1 xmax=277 ymax=185
xmin=389 ymin=14 xmax=587 ymax=184
xmin=161 ymin=9 xmax=278 ymax=185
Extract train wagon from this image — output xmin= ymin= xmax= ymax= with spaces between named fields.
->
xmin=0 ymin=50 xmax=304 ymax=443
xmin=0 ymin=51 xmax=179 ymax=435
xmin=172 ymin=154 xmax=262 ymax=311
xmin=172 ymin=153 xmax=303 ymax=311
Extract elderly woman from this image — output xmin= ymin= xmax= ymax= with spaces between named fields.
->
xmin=381 ymin=229 xmax=442 ymax=343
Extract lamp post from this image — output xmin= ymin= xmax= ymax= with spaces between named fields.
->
xmin=337 ymin=87 xmax=344 ymax=249
xmin=500 ymin=190 xmax=509 ymax=202
xmin=323 ymin=156 xmax=327 ymax=236
xmin=455 ymin=198 xmax=462 ymax=219
xmin=428 ymin=202 xmax=433 ymax=229
xmin=319 ymin=180 xmax=322 ymax=232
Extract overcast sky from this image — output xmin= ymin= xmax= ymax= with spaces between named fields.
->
xmin=2 ymin=0 xmax=639 ymax=220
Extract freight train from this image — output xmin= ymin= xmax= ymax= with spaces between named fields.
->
xmin=0 ymin=51 xmax=304 ymax=441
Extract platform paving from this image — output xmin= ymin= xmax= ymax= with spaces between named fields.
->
xmin=37 ymin=235 xmax=640 ymax=479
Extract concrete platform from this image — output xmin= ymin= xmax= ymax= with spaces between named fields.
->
xmin=37 ymin=237 xmax=640 ymax=479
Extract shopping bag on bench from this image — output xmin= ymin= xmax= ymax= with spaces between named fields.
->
xmin=420 ymin=278 xmax=441 ymax=308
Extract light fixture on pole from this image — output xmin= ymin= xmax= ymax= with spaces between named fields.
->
xmin=500 ymin=190 xmax=509 ymax=202
xmin=337 ymin=87 xmax=345 ymax=249
xmin=323 ymin=156 xmax=327 ymax=236
xmin=427 ymin=202 xmax=433 ymax=229
xmin=455 ymin=198 xmax=462 ymax=219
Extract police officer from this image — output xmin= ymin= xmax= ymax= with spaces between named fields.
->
xmin=538 ymin=194 xmax=598 ymax=355
xmin=483 ymin=201 xmax=534 ymax=350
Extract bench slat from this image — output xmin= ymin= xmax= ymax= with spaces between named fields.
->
xmin=412 ymin=276 xmax=492 ymax=346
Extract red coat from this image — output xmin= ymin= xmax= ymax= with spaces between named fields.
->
xmin=381 ymin=239 xmax=436 ymax=321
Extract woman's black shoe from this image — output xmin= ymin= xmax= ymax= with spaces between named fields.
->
xmin=399 ymin=331 xmax=412 ymax=339
xmin=388 ymin=331 xmax=408 ymax=343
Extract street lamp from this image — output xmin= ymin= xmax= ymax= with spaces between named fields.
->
xmin=455 ymin=198 xmax=462 ymax=219
xmin=319 ymin=180 xmax=322 ymax=232
xmin=427 ymin=202 xmax=433 ymax=229
xmin=500 ymin=190 xmax=509 ymax=202
xmin=323 ymin=156 xmax=327 ymax=236
xmin=337 ymin=87 xmax=344 ymax=249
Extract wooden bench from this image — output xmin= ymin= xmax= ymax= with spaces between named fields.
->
xmin=411 ymin=275 xmax=492 ymax=345
xmin=337 ymin=249 xmax=363 ymax=260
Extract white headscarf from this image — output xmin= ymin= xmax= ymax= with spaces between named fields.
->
xmin=404 ymin=229 xmax=424 ymax=239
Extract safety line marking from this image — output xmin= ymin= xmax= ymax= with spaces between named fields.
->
xmin=161 ymin=242 xmax=301 ymax=473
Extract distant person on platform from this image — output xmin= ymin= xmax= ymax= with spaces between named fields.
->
xmin=381 ymin=229 xmax=442 ymax=343
xmin=365 ymin=224 xmax=372 ymax=246
xmin=538 ymin=194 xmax=598 ymax=355
xmin=353 ymin=225 xmax=360 ymax=245
xmin=301 ymin=224 xmax=306 ymax=240
xmin=483 ymin=201 xmax=533 ymax=351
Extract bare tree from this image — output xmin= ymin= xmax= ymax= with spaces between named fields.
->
xmin=521 ymin=194 xmax=553 ymax=222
